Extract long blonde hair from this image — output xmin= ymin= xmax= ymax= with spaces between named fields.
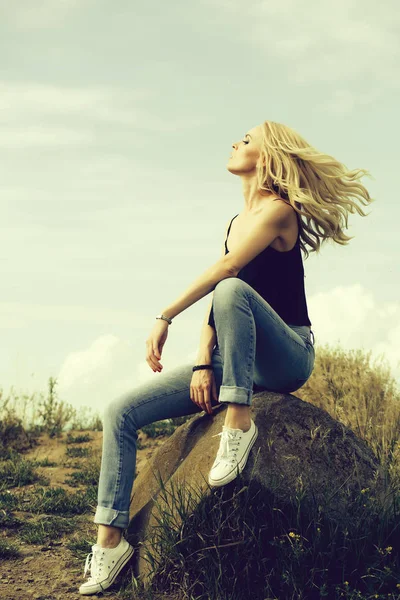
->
xmin=257 ymin=121 xmax=376 ymax=259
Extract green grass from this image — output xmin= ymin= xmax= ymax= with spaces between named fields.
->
xmin=64 ymin=456 xmax=101 ymax=487
xmin=1 ymin=345 xmax=400 ymax=598
xmin=65 ymin=536 xmax=94 ymax=558
xmin=32 ymin=456 xmax=58 ymax=467
xmin=65 ymin=445 xmax=91 ymax=458
xmin=64 ymin=432 xmax=93 ymax=444
xmin=0 ymin=511 xmax=23 ymax=530
xmin=0 ymin=490 xmax=20 ymax=511
xmin=19 ymin=485 xmax=98 ymax=516
xmin=140 ymin=420 xmax=178 ymax=438
xmin=126 ymin=463 xmax=400 ymax=600
xmin=0 ymin=456 xmax=50 ymax=491
xmin=0 ymin=538 xmax=21 ymax=560
xmin=18 ymin=515 xmax=77 ymax=545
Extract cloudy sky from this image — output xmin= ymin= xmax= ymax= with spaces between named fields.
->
xmin=1 ymin=0 xmax=399 ymax=421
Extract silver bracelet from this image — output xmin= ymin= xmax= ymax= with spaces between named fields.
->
xmin=156 ymin=313 xmax=172 ymax=325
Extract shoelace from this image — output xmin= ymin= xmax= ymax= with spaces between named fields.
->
xmin=83 ymin=548 xmax=108 ymax=581
xmin=211 ymin=429 xmax=242 ymax=464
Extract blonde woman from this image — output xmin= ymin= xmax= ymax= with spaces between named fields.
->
xmin=79 ymin=121 xmax=374 ymax=595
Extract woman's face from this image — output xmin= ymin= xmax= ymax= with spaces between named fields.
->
xmin=227 ymin=125 xmax=263 ymax=174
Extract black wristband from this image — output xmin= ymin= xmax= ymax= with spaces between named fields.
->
xmin=192 ymin=364 xmax=213 ymax=372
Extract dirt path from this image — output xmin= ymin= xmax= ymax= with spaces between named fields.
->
xmin=0 ymin=429 xmax=168 ymax=600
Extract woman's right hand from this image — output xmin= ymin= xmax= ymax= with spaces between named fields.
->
xmin=190 ymin=368 xmax=218 ymax=415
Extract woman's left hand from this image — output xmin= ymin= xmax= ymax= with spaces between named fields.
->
xmin=146 ymin=319 xmax=169 ymax=372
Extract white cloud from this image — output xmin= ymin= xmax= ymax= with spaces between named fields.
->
xmin=1 ymin=0 xmax=92 ymax=30
xmin=57 ymin=335 xmax=138 ymax=413
xmin=0 ymin=81 xmax=212 ymax=148
xmin=0 ymin=302 xmax=147 ymax=328
xmin=321 ymin=88 xmax=382 ymax=115
xmin=56 ymin=334 xmax=197 ymax=415
xmin=0 ymin=82 xmax=149 ymax=125
xmin=51 ymin=284 xmax=400 ymax=417
xmin=309 ymin=284 xmax=400 ymax=381
xmin=199 ymin=0 xmax=400 ymax=106
xmin=0 ymin=126 xmax=94 ymax=148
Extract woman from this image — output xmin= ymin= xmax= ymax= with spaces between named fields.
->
xmin=79 ymin=121 xmax=374 ymax=595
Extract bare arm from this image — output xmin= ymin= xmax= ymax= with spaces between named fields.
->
xmin=193 ymin=205 xmax=289 ymax=364
xmin=196 ymin=218 xmax=232 ymax=364
xmin=195 ymin=298 xmax=216 ymax=363
xmin=161 ymin=216 xmax=235 ymax=322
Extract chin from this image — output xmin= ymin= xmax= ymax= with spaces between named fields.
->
xmin=227 ymin=166 xmax=240 ymax=175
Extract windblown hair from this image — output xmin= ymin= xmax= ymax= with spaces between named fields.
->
xmin=257 ymin=121 xmax=375 ymax=259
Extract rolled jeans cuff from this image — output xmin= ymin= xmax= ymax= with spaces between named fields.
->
xmin=218 ymin=385 xmax=252 ymax=406
xmin=94 ymin=505 xmax=130 ymax=529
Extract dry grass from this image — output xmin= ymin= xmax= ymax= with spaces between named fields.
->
xmin=0 ymin=342 xmax=399 ymax=599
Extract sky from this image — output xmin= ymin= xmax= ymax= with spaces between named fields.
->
xmin=1 ymin=0 xmax=399 ymax=423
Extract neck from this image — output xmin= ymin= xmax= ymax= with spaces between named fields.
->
xmin=240 ymin=176 xmax=279 ymax=213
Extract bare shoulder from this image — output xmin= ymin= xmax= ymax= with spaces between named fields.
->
xmin=260 ymin=198 xmax=294 ymax=224
xmin=257 ymin=200 xmax=298 ymax=251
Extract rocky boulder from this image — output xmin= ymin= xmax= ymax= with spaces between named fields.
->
xmin=126 ymin=391 xmax=386 ymax=587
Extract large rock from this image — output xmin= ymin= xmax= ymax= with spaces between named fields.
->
xmin=126 ymin=391 xmax=385 ymax=587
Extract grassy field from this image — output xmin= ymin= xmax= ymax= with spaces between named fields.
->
xmin=0 ymin=342 xmax=399 ymax=600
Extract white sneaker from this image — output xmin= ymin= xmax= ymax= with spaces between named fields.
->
xmin=208 ymin=418 xmax=258 ymax=487
xmin=79 ymin=535 xmax=134 ymax=595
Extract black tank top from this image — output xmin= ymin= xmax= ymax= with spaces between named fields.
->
xmin=208 ymin=211 xmax=312 ymax=329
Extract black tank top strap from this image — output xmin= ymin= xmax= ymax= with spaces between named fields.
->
xmin=224 ymin=213 xmax=239 ymax=253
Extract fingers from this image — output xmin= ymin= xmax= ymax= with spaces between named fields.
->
xmin=196 ymin=389 xmax=207 ymax=413
xmin=147 ymin=355 xmax=162 ymax=371
xmin=146 ymin=341 xmax=163 ymax=372
xmin=191 ymin=386 xmax=200 ymax=410
xmin=193 ymin=387 xmax=200 ymax=409
xmin=190 ymin=386 xmax=213 ymax=415
xmin=203 ymin=388 xmax=212 ymax=414
xmin=197 ymin=389 xmax=207 ymax=413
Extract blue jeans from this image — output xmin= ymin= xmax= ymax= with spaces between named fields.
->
xmin=94 ymin=278 xmax=315 ymax=529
